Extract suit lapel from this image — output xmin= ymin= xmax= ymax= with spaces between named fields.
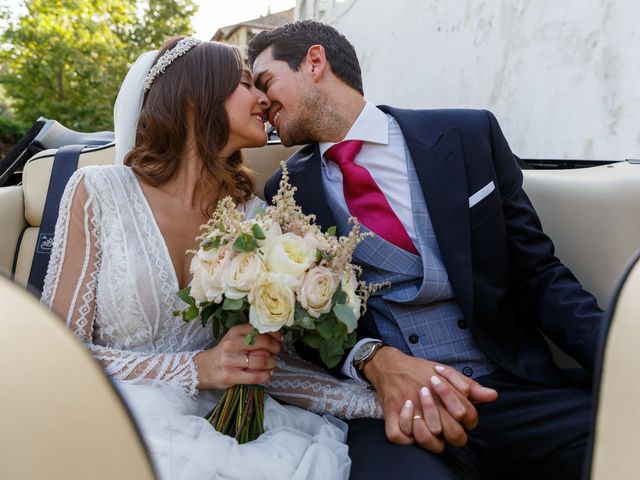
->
xmin=380 ymin=106 xmax=474 ymax=323
xmin=286 ymin=145 xmax=336 ymax=232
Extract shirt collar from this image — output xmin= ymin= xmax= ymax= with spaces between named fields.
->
xmin=319 ymin=101 xmax=389 ymax=159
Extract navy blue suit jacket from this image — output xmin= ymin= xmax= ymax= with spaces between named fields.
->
xmin=264 ymin=107 xmax=603 ymax=387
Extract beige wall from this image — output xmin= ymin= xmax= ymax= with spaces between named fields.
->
xmin=303 ymin=0 xmax=640 ymax=161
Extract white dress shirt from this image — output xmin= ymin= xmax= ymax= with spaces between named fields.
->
xmin=319 ymin=101 xmax=416 ymax=380
xmin=320 ymin=101 xmax=418 ymax=246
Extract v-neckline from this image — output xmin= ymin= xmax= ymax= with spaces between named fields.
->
xmin=126 ymin=167 xmax=186 ymax=291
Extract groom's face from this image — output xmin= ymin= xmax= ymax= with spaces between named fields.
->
xmin=252 ymin=47 xmax=320 ymax=147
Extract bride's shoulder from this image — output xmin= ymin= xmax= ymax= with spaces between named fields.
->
xmin=73 ymin=164 xmax=130 ymax=183
xmin=67 ymin=164 xmax=132 ymax=199
xmin=81 ymin=163 xmax=129 ymax=174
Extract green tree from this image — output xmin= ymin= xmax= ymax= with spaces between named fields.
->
xmin=0 ymin=84 xmax=14 ymax=117
xmin=0 ymin=0 xmax=196 ymax=132
xmin=133 ymin=0 xmax=198 ymax=49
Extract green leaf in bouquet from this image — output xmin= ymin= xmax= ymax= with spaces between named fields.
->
xmin=223 ymin=311 xmax=246 ymax=329
xmin=326 ymin=226 xmax=337 ymax=237
xmin=200 ymin=308 xmax=211 ymax=328
xmin=294 ymin=302 xmax=316 ymax=330
xmin=345 ymin=330 xmax=357 ymax=348
xmin=332 ymin=320 xmax=348 ymax=340
xmin=244 ymin=328 xmax=259 ymax=346
xmin=221 ymin=311 xmax=234 ymax=329
xmin=210 ymin=308 xmax=223 ymax=338
xmin=236 ymin=309 xmax=248 ymax=324
xmin=332 ymin=286 xmax=347 ymax=306
xmin=233 ymin=233 xmax=257 ymax=252
xmin=303 ymin=331 xmax=323 ymax=349
xmin=223 ymin=297 xmax=245 ymax=311
xmin=315 ymin=249 xmax=323 ymax=263
xmin=200 ymin=303 xmax=218 ymax=328
xmin=183 ymin=303 xmax=199 ymax=321
xmin=177 ymin=286 xmax=195 ymax=305
xmin=333 ymin=304 xmax=357 ymax=333
xmin=320 ymin=250 xmax=332 ymax=262
xmin=316 ymin=317 xmax=335 ymax=340
xmin=299 ymin=315 xmax=316 ymax=330
xmin=319 ymin=339 xmax=344 ymax=368
xmin=322 ymin=353 xmax=344 ymax=369
xmin=201 ymin=236 xmax=221 ymax=250
xmin=294 ymin=302 xmax=308 ymax=319
xmin=251 ymin=223 xmax=266 ymax=240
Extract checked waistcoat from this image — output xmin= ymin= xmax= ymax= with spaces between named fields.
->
xmin=324 ymin=139 xmax=496 ymax=378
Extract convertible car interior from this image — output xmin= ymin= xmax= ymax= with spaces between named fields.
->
xmin=0 ymin=121 xmax=639 ymax=479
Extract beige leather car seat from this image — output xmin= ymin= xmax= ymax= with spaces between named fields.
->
xmin=524 ymin=161 xmax=640 ymax=309
xmin=3 ymin=144 xmax=639 ymax=310
xmin=8 ymin=141 xmax=295 ymax=289
xmin=588 ymin=251 xmax=640 ymax=479
xmin=243 ymin=142 xmax=298 ymax=199
xmin=12 ymin=144 xmax=115 ymax=287
xmin=0 ymin=275 xmax=156 ymax=479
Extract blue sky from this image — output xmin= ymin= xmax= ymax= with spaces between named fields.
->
xmin=192 ymin=1 xmax=295 ymax=39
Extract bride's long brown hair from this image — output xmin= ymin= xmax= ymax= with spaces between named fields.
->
xmin=125 ymin=37 xmax=255 ymax=216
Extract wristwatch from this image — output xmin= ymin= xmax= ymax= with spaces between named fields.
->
xmin=352 ymin=340 xmax=386 ymax=371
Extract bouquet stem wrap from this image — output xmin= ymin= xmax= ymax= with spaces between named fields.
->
xmin=206 ymin=384 xmax=265 ymax=444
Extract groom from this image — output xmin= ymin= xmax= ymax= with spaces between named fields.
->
xmin=249 ymin=20 xmax=603 ymax=479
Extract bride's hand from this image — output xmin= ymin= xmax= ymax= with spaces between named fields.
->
xmin=195 ymin=324 xmax=282 ymax=390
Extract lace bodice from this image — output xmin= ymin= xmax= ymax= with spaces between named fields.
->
xmin=42 ymin=165 xmax=381 ymax=419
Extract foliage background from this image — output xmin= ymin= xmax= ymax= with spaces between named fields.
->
xmin=0 ymin=0 xmax=196 ymax=149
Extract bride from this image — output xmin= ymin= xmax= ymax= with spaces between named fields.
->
xmin=41 ymin=37 xmax=381 ymax=480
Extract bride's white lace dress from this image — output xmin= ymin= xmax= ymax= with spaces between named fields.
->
xmin=41 ymin=164 xmax=381 ymax=480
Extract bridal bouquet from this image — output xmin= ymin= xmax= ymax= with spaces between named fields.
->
xmin=175 ymin=165 xmax=376 ymax=443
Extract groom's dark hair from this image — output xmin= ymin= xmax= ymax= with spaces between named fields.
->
xmin=248 ymin=20 xmax=364 ymax=95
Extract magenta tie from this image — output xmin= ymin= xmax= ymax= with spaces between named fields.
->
xmin=325 ymin=140 xmax=419 ymax=255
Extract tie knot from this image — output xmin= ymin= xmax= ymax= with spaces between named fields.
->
xmin=325 ymin=140 xmax=364 ymax=168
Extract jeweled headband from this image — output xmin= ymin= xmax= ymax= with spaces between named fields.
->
xmin=143 ymin=37 xmax=202 ymax=92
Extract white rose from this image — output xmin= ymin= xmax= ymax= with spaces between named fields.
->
xmin=188 ymin=254 xmax=209 ymax=303
xmin=341 ymin=269 xmax=362 ymax=321
xmin=298 ymin=266 xmax=339 ymax=318
xmin=255 ymin=217 xmax=283 ymax=247
xmin=302 ymin=230 xmax=330 ymax=252
xmin=248 ymin=272 xmax=298 ymax=333
xmin=189 ymin=247 xmax=232 ymax=304
xmin=198 ymin=245 xmax=220 ymax=263
xmin=223 ymin=251 xmax=265 ymax=299
xmin=264 ymin=232 xmax=316 ymax=277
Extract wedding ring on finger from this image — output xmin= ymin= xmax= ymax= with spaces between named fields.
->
xmin=413 ymin=415 xmax=423 ymax=421
xmin=244 ymin=353 xmax=250 ymax=370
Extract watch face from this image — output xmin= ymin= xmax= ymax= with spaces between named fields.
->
xmin=354 ymin=342 xmax=375 ymax=363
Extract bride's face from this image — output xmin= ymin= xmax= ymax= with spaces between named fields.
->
xmin=221 ymin=69 xmax=271 ymax=157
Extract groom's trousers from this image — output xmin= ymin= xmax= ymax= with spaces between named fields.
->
xmin=347 ymin=369 xmax=593 ymax=480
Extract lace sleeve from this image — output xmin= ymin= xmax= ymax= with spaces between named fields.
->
xmin=41 ymin=170 xmax=202 ymax=396
xmin=267 ymin=350 xmax=383 ymax=420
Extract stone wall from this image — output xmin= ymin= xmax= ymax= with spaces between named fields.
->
xmin=317 ymin=0 xmax=640 ymax=160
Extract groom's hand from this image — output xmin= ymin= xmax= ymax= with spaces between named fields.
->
xmin=363 ymin=346 xmax=497 ymax=453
